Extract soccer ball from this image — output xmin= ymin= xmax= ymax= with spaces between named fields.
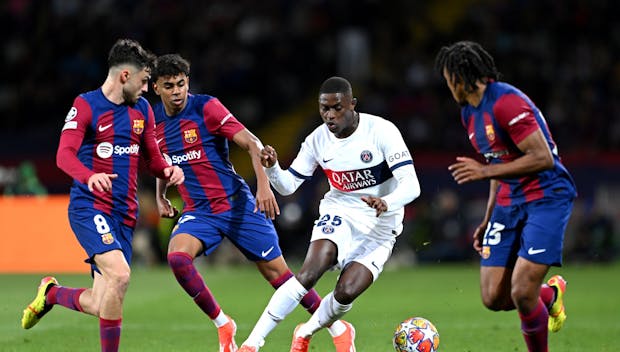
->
xmin=393 ymin=317 xmax=440 ymax=352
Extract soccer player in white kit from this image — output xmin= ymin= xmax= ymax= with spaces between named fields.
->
xmin=238 ymin=76 xmax=421 ymax=352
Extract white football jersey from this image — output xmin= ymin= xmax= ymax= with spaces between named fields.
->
xmin=288 ymin=113 xmax=413 ymax=219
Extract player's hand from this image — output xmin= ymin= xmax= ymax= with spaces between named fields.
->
xmin=260 ymin=145 xmax=278 ymax=168
xmin=157 ymin=196 xmax=179 ymax=218
xmin=254 ymin=186 xmax=280 ymax=220
xmin=472 ymin=221 xmax=487 ymax=255
xmin=164 ymin=166 xmax=184 ymax=186
xmin=87 ymin=173 xmax=118 ymax=192
xmin=448 ymin=156 xmax=487 ymax=184
xmin=361 ymin=196 xmax=388 ymax=217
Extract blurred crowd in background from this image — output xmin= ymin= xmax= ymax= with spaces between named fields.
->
xmin=1 ymin=0 xmax=618 ymax=264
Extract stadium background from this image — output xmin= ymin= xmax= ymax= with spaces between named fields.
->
xmin=1 ymin=0 xmax=618 ymax=269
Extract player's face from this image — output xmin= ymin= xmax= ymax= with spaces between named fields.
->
xmin=319 ymin=92 xmax=358 ymax=138
xmin=442 ymin=68 xmax=468 ymax=106
xmin=153 ymin=73 xmax=189 ymax=115
xmin=122 ymin=67 xmax=150 ymax=104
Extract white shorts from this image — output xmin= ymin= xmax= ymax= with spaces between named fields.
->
xmin=310 ymin=206 xmax=402 ymax=281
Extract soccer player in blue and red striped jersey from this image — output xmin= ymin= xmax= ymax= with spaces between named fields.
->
xmin=436 ymin=41 xmax=577 ymax=352
xmin=21 ymin=39 xmax=184 ymax=352
xmin=150 ymin=54 xmax=354 ymax=352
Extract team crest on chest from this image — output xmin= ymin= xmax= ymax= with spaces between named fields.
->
xmin=360 ymin=150 xmax=373 ymax=163
xmin=485 ymin=124 xmax=495 ymax=141
xmin=133 ymin=119 xmax=144 ymax=134
xmin=184 ymin=129 xmax=198 ymax=144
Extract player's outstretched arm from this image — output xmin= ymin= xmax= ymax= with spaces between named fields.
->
xmin=232 ymin=129 xmax=280 ymax=219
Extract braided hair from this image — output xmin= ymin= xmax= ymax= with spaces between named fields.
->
xmin=435 ymin=41 xmax=499 ymax=93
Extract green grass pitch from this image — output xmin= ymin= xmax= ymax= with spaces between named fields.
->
xmin=1 ymin=262 xmax=618 ymax=351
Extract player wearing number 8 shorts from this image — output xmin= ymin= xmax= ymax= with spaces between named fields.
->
xmin=20 ymin=39 xmax=184 ymax=352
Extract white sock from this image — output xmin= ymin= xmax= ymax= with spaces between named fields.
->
xmin=297 ymin=291 xmax=352 ymax=338
xmin=326 ymin=320 xmax=347 ymax=337
xmin=212 ymin=310 xmax=229 ymax=328
xmin=244 ymin=277 xmax=308 ymax=346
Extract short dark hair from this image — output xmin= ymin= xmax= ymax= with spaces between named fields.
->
xmin=319 ymin=76 xmax=353 ymax=97
xmin=435 ymin=41 xmax=499 ymax=93
xmin=107 ymin=38 xmax=155 ymax=71
xmin=151 ymin=54 xmax=191 ymax=82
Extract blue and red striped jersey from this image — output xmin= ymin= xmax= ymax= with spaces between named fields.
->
xmin=57 ymin=88 xmax=168 ymax=228
xmin=460 ymin=81 xmax=577 ymax=206
xmin=153 ymin=94 xmax=247 ymax=214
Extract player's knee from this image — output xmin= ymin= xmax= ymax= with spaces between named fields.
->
xmin=295 ymin=270 xmax=320 ymax=290
xmin=107 ymin=268 xmax=131 ymax=294
xmin=481 ymin=292 xmax=509 ymax=311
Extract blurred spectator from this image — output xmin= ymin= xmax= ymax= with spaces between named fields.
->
xmin=3 ymin=161 xmax=47 ymax=196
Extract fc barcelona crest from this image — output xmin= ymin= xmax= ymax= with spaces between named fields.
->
xmin=101 ymin=233 xmax=115 ymax=245
xmin=485 ymin=124 xmax=495 ymax=141
xmin=133 ymin=119 xmax=144 ymax=134
xmin=184 ymin=129 xmax=198 ymax=144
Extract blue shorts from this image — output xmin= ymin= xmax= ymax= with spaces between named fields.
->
xmin=172 ymin=188 xmax=282 ymax=262
xmin=68 ymin=208 xmax=134 ymax=272
xmin=480 ymin=197 xmax=574 ymax=268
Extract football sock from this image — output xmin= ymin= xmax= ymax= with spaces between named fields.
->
xmin=519 ymin=298 xmax=549 ymax=352
xmin=46 ymin=286 xmax=85 ymax=312
xmin=167 ymin=252 xmax=221 ymax=319
xmin=244 ymin=277 xmax=307 ymax=346
xmin=539 ymin=284 xmax=555 ymax=310
xmin=99 ymin=317 xmax=122 ymax=352
xmin=212 ymin=310 xmax=230 ymax=328
xmin=270 ymin=270 xmax=321 ymax=314
xmin=298 ymin=292 xmax=352 ymax=338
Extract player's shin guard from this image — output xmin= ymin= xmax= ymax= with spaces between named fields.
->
xmin=167 ymin=252 xmax=221 ymax=319
xmin=244 ymin=277 xmax=308 ymax=347
xmin=100 ymin=318 xmax=122 ymax=352
xmin=519 ymin=298 xmax=549 ymax=352
xmin=270 ymin=270 xmax=322 ymax=314
xmin=46 ymin=286 xmax=85 ymax=312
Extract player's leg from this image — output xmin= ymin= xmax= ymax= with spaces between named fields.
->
xmin=252 ymin=254 xmax=353 ymax=351
xmin=512 ymin=258 xmax=550 ymax=352
xmin=167 ymin=232 xmax=236 ymax=352
xmin=479 ymin=266 xmax=515 ymax=311
xmin=92 ymin=249 xmax=131 ymax=352
xmin=241 ymin=240 xmax=338 ymax=350
xmin=514 ymin=197 xmax=573 ymax=351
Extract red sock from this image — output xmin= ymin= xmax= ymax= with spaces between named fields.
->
xmin=100 ymin=318 xmax=122 ymax=352
xmin=540 ymin=284 xmax=555 ymax=310
xmin=270 ymin=270 xmax=321 ymax=313
xmin=46 ymin=286 xmax=85 ymax=312
xmin=168 ymin=252 xmax=221 ymax=319
xmin=519 ymin=298 xmax=549 ymax=352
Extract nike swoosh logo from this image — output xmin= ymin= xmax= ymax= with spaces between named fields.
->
xmin=99 ymin=123 xmax=113 ymax=132
xmin=371 ymin=261 xmax=380 ymax=271
xmin=322 ymin=158 xmax=334 ymax=163
xmin=156 ymin=138 xmax=164 ymax=144
xmin=468 ymin=133 xmax=475 ymax=140
xmin=261 ymin=246 xmax=275 ymax=257
xmin=178 ymin=215 xmax=196 ymax=224
xmin=527 ymin=247 xmax=546 ymax=255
